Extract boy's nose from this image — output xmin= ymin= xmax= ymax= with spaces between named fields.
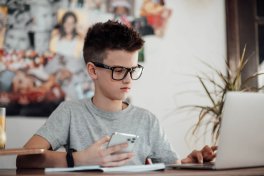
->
xmin=122 ymin=72 xmax=132 ymax=83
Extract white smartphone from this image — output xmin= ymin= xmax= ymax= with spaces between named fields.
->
xmin=107 ymin=132 xmax=139 ymax=153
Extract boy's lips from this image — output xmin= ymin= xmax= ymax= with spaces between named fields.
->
xmin=120 ymin=87 xmax=131 ymax=92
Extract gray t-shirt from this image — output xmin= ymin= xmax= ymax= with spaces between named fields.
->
xmin=36 ymin=98 xmax=179 ymax=165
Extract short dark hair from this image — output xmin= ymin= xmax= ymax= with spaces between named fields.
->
xmin=83 ymin=20 xmax=144 ymax=64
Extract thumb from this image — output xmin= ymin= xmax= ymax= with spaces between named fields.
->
xmin=95 ymin=136 xmax=110 ymax=146
xmin=211 ymin=146 xmax=218 ymax=151
xmin=196 ymin=152 xmax=204 ymax=163
xmin=181 ymin=157 xmax=193 ymax=164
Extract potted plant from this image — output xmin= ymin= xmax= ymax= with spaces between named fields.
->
xmin=186 ymin=47 xmax=264 ymax=145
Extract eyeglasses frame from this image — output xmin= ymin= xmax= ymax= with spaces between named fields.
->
xmin=91 ymin=61 xmax=144 ymax=80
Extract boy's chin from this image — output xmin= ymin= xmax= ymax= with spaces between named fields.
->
xmin=110 ymin=92 xmax=130 ymax=101
xmin=116 ymin=94 xmax=128 ymax=101
xmin=122 ymin=94 xmax=128 ymax=100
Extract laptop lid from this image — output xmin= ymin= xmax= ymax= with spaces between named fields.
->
xmin=214 ymin=92 xmax=264 ymax=169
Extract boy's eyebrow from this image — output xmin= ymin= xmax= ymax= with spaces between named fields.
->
xmin=92 ymin=62 xmax=141 ymax=69
xmin=112 ymin=65 xmax=139 ymax=68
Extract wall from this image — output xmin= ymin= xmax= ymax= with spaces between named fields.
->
xmin=1 ymin=118 xmax=46 ymax=168
xmin=130 ymin=0 xmax=226 ymax=157
xmin=0 ymin=0 xmax=226 ymax=168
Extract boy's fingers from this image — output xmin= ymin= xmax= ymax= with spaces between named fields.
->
xmin=197 ymin=152 xmax=204 ymax=163
xmin=211 ymin=153 xmax=216 ymax=158
xmin=105 ymin=143 xmax=128 ymax=155
xmin=211 ymin=146 xmax=218 ymax=151
xmin=202 ymin=146 xmax=217 ymax=162
xmin=202 ymin=145 xmax=211 ymax=153
xmin=96 ymin=136 xmax=110 ymax=146
xmin=182 ymin=149 xmax=200 ymax=164
xmin=182 ymin=146 xmax=218 ymax=164
xmin=181 ymin=157 xmax=192 ymax=164
xmin=204 ymin=152 xmax=216 ymax=161
xmin=109 ymin=152 xmax=134 ymax=162
xmin=192 ymin=151 xmax=203 ymax=164
xmin=202 ymin=145 xmax=217 ymax=155
xmin=99 ymin=150 xmax=133 ymax=166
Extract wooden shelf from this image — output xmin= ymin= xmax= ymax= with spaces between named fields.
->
xmin=0 ymin=148 xmax=45 ymax=156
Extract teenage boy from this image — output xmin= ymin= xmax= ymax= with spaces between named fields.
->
xmin=16 ymin=20 xmax=216 ymax=168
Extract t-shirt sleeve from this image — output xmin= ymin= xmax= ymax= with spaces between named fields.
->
xmin=149 ymin=114 xmax=179 ymax=164
xmin=36 ymin=102 xmax=71 ymax=150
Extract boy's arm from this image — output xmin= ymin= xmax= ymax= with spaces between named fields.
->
xmin=16 ymin=135 xmax=134 ymax=168
xmin=16 ymin=135 xmax=68 ymax=168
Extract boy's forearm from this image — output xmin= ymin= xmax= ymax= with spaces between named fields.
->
xmin=16 ymin=150 xmax=67 ymax=169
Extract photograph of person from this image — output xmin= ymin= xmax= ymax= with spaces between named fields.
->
xmin=4 ymin=28 xmax=32 ymax=52
xmin=0 ymin=52 xmax=66 ymax=116
xmin=131 ymin=16 xmax=154 ymax=36
xmin=11 ymin=70 xmax=65 ymax=106
xmin=107 ymin=0 xmax=135 ymax=27
xmin=140 ymin=0 xmax=172 ymax=37
xmin=0 ymin=51 xmax=65 ymax=116
xmin=13 ymin=74 xmax=64 ymax=116
xmin=6 ymin=3 xmax=31 ymax=30
xmin=43 ymin=52 xmax=94 ymax=101
xmin=108 ymin=0 xmax=134 ymax=16
xmin=49 ymin=10 xmax=84 ymax=59
xmin=83 ymin=0 xmax=107 ymax=11
xmin=4 ymin=2 xmax=32 ymax=52
xmin=48 ymin=9 xmax=94 ymax=101
xmin=29 ymin=3 xmax=57 ymax=32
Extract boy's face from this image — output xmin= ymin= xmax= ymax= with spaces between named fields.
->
xmin=94 ymin=50 xmax=139 ymax=101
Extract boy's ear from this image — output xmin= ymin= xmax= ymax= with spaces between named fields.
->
xmin=86 ymin=62 xmax=97 ymax=80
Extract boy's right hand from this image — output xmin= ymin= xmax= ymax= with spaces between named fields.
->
xmin=73 ymin=136 xmax=134 ymax=167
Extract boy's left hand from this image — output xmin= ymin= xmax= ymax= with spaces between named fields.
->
xmin=181 ymin=145 xmax=217 ymax=164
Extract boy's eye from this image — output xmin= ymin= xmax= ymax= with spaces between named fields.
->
xmin=114 ymin=67 xmax=126 ymax=73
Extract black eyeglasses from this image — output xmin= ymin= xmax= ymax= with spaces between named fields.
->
xmin=92 ymin=62 xmax=144 ymax=81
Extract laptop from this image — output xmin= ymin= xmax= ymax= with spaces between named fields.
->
xmin=168 ymin=92 xmax=264 ymax=170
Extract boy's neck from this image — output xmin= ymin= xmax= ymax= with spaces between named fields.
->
xmin=92 ymin=96 xmax=126 ymax=112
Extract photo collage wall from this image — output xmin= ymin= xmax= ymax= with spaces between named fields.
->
xmin=0 ymin=0 xmax=172 ymax=116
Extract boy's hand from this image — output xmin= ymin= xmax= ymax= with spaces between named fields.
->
xmin=181 ymin=145 xmax=217 ymax=164
xmin=74 ymin=136 xmax=134 ymax=167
